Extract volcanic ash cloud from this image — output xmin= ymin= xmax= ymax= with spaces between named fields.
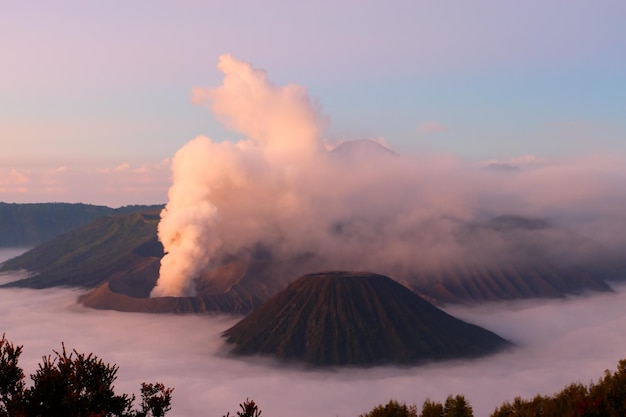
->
xmin=151 ymin=55 xmax=626 ymax=298
xmin=151 ymin=54 xmax=327 ymax=297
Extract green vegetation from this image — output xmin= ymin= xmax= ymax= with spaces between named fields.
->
xmin=3 ymin=203 xmax=624 ymax=310
xmin=0 ymin=202 xmax=162 ymax=247
xmin=359 ymin=396 xmax=472 ymax=417
xmin=1 ymin=211 xmax=162 ymax=289
xmin=0 ymin=202 xmax=112 ymax=248
xmin=0 ymin=334 xmax=172 ymax=417
xmin=360 ymin=358 xmax=626 ymax=417
xmin=359 ymin=399 xmax=418 ymax=417
xmin=3 ymin=328 xmax=625 ymax=417
xmin=223 ymin=398 xmax=263 ymax=417
xmin=490 ymin=358 xmax=626 ymax=417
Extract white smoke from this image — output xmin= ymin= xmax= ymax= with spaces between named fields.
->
xmin=151 ymin=138 xmax=221 ymax=297
xmin=152 ymin=54 xmax=626 ymax=298
xmin=152 ymin=54 xmax=327 ymax=297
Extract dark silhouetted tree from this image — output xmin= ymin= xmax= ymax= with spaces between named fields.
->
xmin=490 ymin=359 xmax=626 ymax=417
xmin=443 ymin=395 xmax=473 ymax=417
xmin=421 ymin=398 xmax=443 ymax=417
xmin=359 ymin=399 xmax=418 ymax=417
xmin=136 ymin=383 xmax=174 ymax=417
xmin=0 ymin=336 xmax=172 ymax=417
xmin=24 ymin=344 xmax=134 ymax=417
xmin=223 ymin=398 xmax=262 ymax=417
xmin=0 ymin=334 xmax=25 ymax=417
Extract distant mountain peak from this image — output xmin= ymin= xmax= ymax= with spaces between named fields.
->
xmin=330 ymin=139 xmax=396 ymax=157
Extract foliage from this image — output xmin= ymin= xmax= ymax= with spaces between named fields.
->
xmin=1 ymin=210 xmax=162 ymax=289
xmin=490 ymin=359 xmax=626 ymax=417
xmin=420 ymin=398 xmax=443 ymax=417
xmin=359 ymin=399 xmax=418 ymax=417
xmin=0 ymin=335 xmax=173 ymax=417
xmin=360 ymin=396 xmax=474 ymax=417
xmin=0 ymin=334 xmax=25 ymax=417
xmin=0 ymin=202 xmax=113 ymax=248
xmin=362 ymin=359 xmax=626 ymax=417
xmin=136 ymin=383 xmax=173 ymax=417
xmin=443 ymin=395 xmax=473 ymax=417
xmin=223 ymin=398 xmax=262 ymax=417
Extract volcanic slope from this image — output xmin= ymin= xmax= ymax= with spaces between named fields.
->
xmin=1 ymin=210 xmax=163 ymax=289
xmin=0 ymin=209 xmax=321 ymax=314
xmin=79 ymin=253 xmax=325 ymax=315
xmin=3 ymin=209 xmax=623 ymax=314
xmin=0 ymin=202 xmax=162 ymax=247
xmin=406 ymin=215 xmax=623 ymax=303
xmin=222 ymin=271 xmax=511 ymax=366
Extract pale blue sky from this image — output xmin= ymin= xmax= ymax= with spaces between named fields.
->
xmin=1 ymin=1 xmax=625 ymax=204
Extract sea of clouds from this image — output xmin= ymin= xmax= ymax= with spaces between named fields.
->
xmin=2 ymin=248 xmax=625 ymax=417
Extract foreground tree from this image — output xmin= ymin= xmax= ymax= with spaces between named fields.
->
xmin=359 ymin=399 xmax=418 ymax=417
xmin=0 ymin=334 xmax=25 ymax=417
xmin=491 ymin=359 xmax=626 ymax=417
xmin=361 ymin=395 xmax=475 ymax=417
xmin=420 ymin=398 xmax=443 ymax=417
xmin=223 ymin=398 xmax=262 ymax=417
xmin=0 ymin=335 xmax=173 ymax=417
xmin=136 ymin=383 xmax=174 ymax=417
xmin=443 ymin=395 xmax=473 ymax=417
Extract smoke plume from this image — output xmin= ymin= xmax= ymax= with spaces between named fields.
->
xmin=152 ymin=55 xmax=626 ymax=297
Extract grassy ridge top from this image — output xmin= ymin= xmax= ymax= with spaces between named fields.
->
xmin=0 ymin=202 xmax=163 ymax=247
xmin=1 ymin=210 xmax=162 ymax=289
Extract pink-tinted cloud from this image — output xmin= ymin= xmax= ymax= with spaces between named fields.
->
xmin=0 ymin=160 xmax=169 ymax=207
xmin=417 ymin=122 xmax=449 ymax=134
xmin=0 ymin=168 xmax=30 ymax=193
xmin=484 ymin=154 xmax=550 ymax=168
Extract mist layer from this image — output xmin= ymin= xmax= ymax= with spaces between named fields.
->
xmin=2 ymin=262 xmax=625 ymax=417
xmin=152 ymin=55 xmax=626 ymax=297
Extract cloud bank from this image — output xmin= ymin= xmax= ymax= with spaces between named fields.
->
xmin=153 ymin=55 xmax=626 ymax=297
xmin=1 ymin=254 xmax=625 ymax=417
xmin=0 ymin=160 xmax=169 ymax=207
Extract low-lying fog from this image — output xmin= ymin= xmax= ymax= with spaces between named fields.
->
xmin=1 ymin=248 xmax=625 ymax=417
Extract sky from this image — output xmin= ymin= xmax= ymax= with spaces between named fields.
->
xmin=2 ymin=246 xmax=626 ymax=417
xmin=1 ymin=1 xmax=625 ymax=206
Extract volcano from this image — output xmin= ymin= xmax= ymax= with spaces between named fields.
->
xmin=2 ymin=211 xmax=623 ymax=315
xmin=222 ymin=271 xmax=511 ymax=366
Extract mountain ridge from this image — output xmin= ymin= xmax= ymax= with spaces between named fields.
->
xmin=0 ymin=202 xmax=163 ymax=247
xmin=2 ymin=210 xmax=624 ymax=314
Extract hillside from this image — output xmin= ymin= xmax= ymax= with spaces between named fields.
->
xmin=222 ymin=271 xmax=511 ymax=366
xmin=80 ymin=254 xmax=326 ymax=314
xmin=0 ymin=202 xmax=162 ymax=247
xmin=2 ymin=210 xmax=624 ymax=314
xmin=1 ymin=210 xmax=163 ymax=289
xmin=407 ymin=261 xmax=617 ymax=304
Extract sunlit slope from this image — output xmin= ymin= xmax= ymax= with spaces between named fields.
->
xmin=1 ymin=210 xmax=163 ymax=289
xmin=2 ymin=209 xmax=623 ymax=314
xmin=0 ymin=202 xmax=162 ymax=247
xmin=0 ymin=202 xmax=114 ymax=247
xmin=223 ymin=271 xmax=511 ymax=366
